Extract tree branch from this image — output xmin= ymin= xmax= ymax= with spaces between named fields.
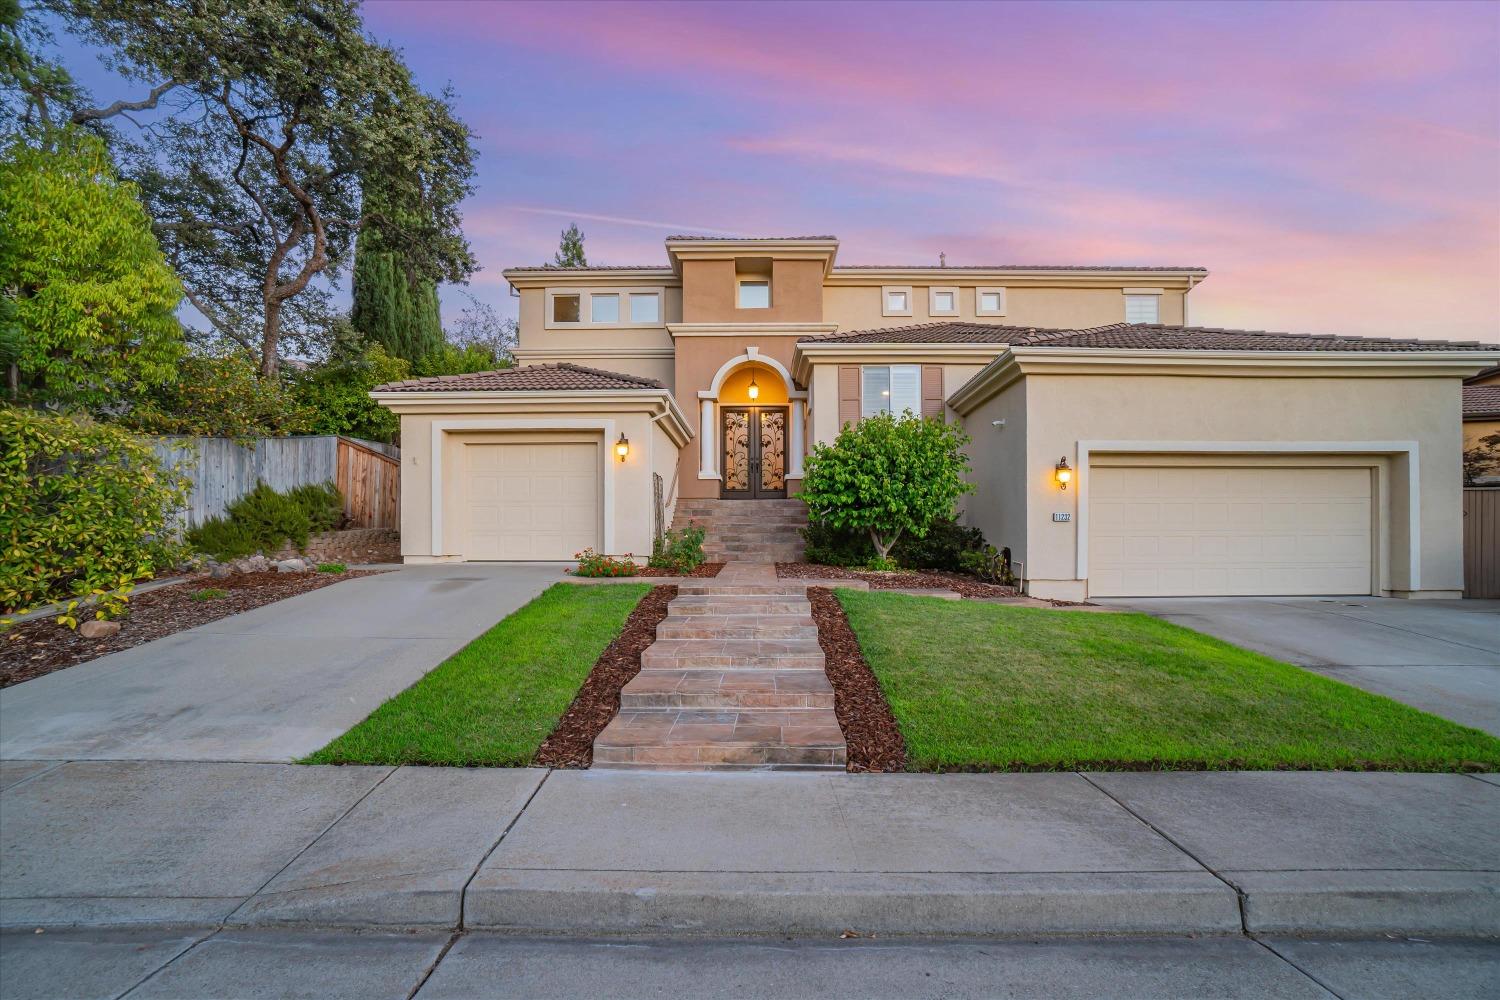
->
xmin=71 ymin=79 xmax=180 ymax=124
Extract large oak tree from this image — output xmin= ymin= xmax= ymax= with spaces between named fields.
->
xmin=39 ymin=0 xmax=477 ymax=375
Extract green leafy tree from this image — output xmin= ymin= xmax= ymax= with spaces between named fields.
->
xmin=123 ymin=351 xmax=314 ymax=438
xmin=351 ymin=172 xmax=444 ymax=362
xmin=554 ymin=222 xmax=587 ymax=267
xmin=0 ymin=127 xmax=183 ymax=410
xmin=41 ymin=0 xmax=478 ymax=375
xmin=293 ymin=343 xmax=409 ymax=444
xmin=0 ymin=408 xmax=190 ymax=623
xmin=1464 ymin=431 xmax=1500 ymax=485
xmin=799 ymin=414 xmax=974 ymax=562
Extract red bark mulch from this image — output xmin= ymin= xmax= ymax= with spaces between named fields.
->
xmin=808 ymin=587 xmax=908 ymax=772
xmin=0 ymin=570 xmax=386 ymax=688
xmin=778 ymin=562 xmax=1020 ymax=600
xmin=638 ymin=562 xmax=724 ymax=578
xmin=533 ymin=585 xmax=677 ymax=768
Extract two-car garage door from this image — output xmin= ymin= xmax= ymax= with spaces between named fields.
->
xmin=1087 ymin=465 xmax=1373 ymax=597
xmin=463 ymin=440 xmax=600 ymax=560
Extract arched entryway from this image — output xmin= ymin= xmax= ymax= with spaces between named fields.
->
xmin=696 ymin=348 xmax=806 ymax=498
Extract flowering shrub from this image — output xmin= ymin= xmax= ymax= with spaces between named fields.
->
xmin=648 ymin=522 xmax=706 ymax=574
xmin=572 ymin=549 xmax=639 ymax=577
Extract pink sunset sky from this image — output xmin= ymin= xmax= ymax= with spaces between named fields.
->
xmin=355 ymin=0 xmax=1500 ymax=341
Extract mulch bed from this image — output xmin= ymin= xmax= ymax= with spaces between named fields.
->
xmin=808 ymin=587 xmax=908 ymax=772
xmin=0 ymin=570 xmax=385 ymax=688
xmin=778 ymin=562 xmax=1020 ymax=599
xmin=533 ymin=585 xmax=677 ymax=768
xmin=638 ymin=562 xmax=724 ymax=578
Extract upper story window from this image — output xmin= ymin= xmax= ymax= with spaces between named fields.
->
xmin=629 ymin=292 xmax=660 ymax=324
xmin=929 ymin=286 xmax=959 ymax=317
xmin=862 ymin=364 xmax=922 ymax=419
xmin=552 ymin=293 xmax=581 ymax=324
xmin=976 ymin=287 xmax=1007 ymax=317
xmin=884 ymin=287 xmax=911 ymax=316
xmin=738 ymin=279 xmax=770 ymax=309
xmin=590 ymin=293 xmax=620 ymax=323
xmin=1125 ymin=293 xmax=1160 ymax=324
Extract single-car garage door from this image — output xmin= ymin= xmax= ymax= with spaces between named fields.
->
xmin=463 ymin=440 xmax=599 ymax=560
xmin=1088 ymin=465 xmax=1372 ymax=597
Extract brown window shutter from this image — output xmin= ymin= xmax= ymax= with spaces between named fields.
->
xmin=921 ymin=365 xmax=945 ymax=420
xmin=838 ymin=366 xmax=860 ymax=428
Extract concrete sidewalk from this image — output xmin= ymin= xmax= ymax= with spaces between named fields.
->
xmin=2 ymin=762 xmax=1496 ymax=938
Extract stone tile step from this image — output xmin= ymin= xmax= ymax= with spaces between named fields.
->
xmin=593 ymin=708 xmax=846 ymax=770
xmin=676 ymin=583 xmax=811 ymax=596
xmin=641 ymin=639 xmax=826 ymax=670
xmin=620 ymin=669 xmax=835 ymax=709
xmin=670 ymin=597 xmax=811 ymax=616
xmin=703 ymin=552 xmax=806 ymax=563
xmin=657 ymin=618 xmax=819 ymax=641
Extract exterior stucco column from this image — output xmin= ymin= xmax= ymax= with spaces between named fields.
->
xmin=789 ymin=399 xmax=805 ymax=478
xmin=699 ymin=398 xmax=716 ymax=477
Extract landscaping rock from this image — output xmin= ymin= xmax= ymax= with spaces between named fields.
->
xmin=77 ymin=620 xmax=122 ymax=640
xmin=276 ymin=558 xmax=309 ymax=574
xmin=209 ymin=563 xmax=234 ymax=580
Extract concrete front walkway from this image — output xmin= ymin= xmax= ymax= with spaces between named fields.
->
xmin=0 ymin=564 xmax=561 ymax=762
xmin=1100 ymin=596 xmax=1500 ymax=735
xmin=3 ymin=761 xmax=1496 ymax=938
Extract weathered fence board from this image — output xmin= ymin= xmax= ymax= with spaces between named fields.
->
xmin=155 ymin=435 xmax=400 ymax=530
xmin=1463 ymin=487 xmax=1499 ymax=599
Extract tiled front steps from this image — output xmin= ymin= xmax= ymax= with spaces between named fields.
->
xmin=672 ymin=498 xmax=807 ymax=563
xmin=594 ymin=562 xmax=847 ymax=771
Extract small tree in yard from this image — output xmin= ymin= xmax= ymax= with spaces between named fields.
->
xmin=799 ymin=413 xmax=974 ymax=564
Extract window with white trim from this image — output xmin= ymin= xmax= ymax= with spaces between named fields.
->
xmin=929 ymin=287 xmax=959 ymax=316
xmin=551 ymin=293 xmax=581 ymax=324
xmin=882 ymin=285 xmax=913 ymax=317
xmin=590 ymin=293 xmax=619 ymax=323
xmin=629 ymin=292 xmax=660 ymax=324
xmin=738 ymin=280 xmax=770 ymax=309
xmin=862 ymin=365 xmax=922 ymax=419
xmin=1125 ymin=294 xmax=1160 ymax=324
xmin=977 ymin=287 xmax=1006 ymax=316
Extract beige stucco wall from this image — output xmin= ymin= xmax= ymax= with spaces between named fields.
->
xmin=803 ymin=358 xmax=997 ymax=448
xmin=961 ymin=370 xmax=1466 ymax=599
xmin=512 ymin=285 xmax=680 ymax=391
xmin=1466 ymin=418 xmax=1500 ymax=452
xmin=681 ymin=259 xmax=825 ymax=324
xmin=823 ymin=283 xmax=1187 ymax=332
xmin=390 ymin=397 xmax=683 ymax=562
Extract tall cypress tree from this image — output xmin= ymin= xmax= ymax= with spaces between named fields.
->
xmin=351 ymin=176 xmax=444 ymax=361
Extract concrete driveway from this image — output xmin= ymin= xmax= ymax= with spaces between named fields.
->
xmin=1100 ymin=596 xmax=1500 ymax=735
xmin=0 ymin=564 xmax=562 ymax=762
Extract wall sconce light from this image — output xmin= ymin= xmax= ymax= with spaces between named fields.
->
xmin=1054 ymin=457 xmax=1072 ymax=490
xmin=615 ymin=433 xmax=630 ymax=462
xmin=747 ymin=373 xmax=759 ymax=401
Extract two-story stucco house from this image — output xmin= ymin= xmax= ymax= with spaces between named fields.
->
xmin=373 ymin=235 xmax=1498 ymax=600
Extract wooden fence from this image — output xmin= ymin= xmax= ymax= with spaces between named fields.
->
xmin=154 ymin=435 xmax=400 ymax=530
xmin=1463 ymin=487 xmax=1499 ymax=599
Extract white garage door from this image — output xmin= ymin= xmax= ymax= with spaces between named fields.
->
xmin=463 ymin=441 xmax=599 ymax=560
xmin=1088 ymin=465 xmax=1372 ymax=597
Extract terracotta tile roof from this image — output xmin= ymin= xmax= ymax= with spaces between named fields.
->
xmin=833 ymin=264 xmax=1208 ymax=272
xmin=800 ymin=321 xmax=1499 ymax=353
xmin=1465 ymin=385 xmax=1500 ymax=418
xmin=372 ymin=363 xmax=665 ymax=393
xmin=504 ymin=264 xmax=670 ymax=272
xmin=665 ymin=234 xmax=839 ymax=241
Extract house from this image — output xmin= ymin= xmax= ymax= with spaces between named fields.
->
xmin=372 ymin=235 xmax=1499 ymax=600
xmin=1464 ymin=366 xmax=1500 ymax=481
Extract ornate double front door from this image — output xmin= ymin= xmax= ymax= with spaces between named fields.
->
xmin=720 ymin=406 xmax=788 ymax=499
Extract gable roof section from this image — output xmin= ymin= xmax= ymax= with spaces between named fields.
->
xmin=800 ymin=321 xmax=1499 ymax=353
xmin=1465 ymin=385 xmax=1500 ymax=419
xmin=372 ymin=363 xmax=665 ymax=393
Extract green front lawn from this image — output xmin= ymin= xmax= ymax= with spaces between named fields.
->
xmin=303 ymin=583 xmax=650 ymax=766
xmin=837 ymin=590 xmax=1500 ymax=772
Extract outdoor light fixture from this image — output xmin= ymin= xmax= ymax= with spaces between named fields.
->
xmin=1055 ymin=457 xmax=1072 ymax=490
xmin=747 ymin=372 xmax=759 ymax=400
xmin=615 ymin=433 xmax=630 ymax=462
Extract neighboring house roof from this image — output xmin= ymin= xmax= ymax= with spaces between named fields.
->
xmin=799 ymin=321 xmax=1500 ymax=353
xmin=503 ymin=264 xmax=671 ymax=273
xmin=1465 ymin=385 xmax=1500 ymax=419
xmin=372 ymin=363 xmax=665 ymax=393
xmin=1466 ymin=364 xmax=1500 ymax=385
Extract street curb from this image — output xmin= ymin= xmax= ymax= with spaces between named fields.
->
xmin=1232 ymin=870 xmax=1500 ymax=937
xmin=462 ymin=870 xmax=1244 ymax=936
